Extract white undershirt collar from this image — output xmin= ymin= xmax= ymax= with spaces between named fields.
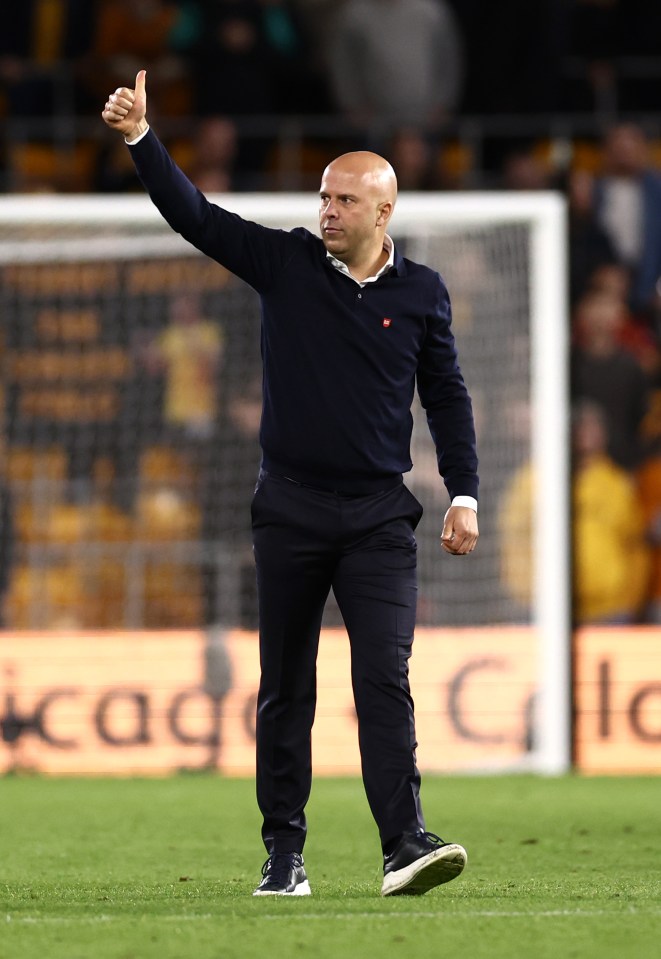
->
xmin=326 ymin=234 xmax=395 ymax=287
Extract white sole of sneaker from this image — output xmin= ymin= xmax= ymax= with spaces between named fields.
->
xmin=253 ymin=879 xmax=312 ymax=897
xmin=381 ymin=843 xmax=467 ymax=897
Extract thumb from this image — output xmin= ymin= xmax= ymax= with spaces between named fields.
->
xmin=135 ymin=69 xmax=147 ymax=96
xmin=441 ymin=509 xmax=454 ymax=542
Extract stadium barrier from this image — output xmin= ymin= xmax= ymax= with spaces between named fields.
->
xmin=574 ymin=627 xmax=661 ymax=773
xmin=0 ymin=627 xmax=658 ymax=776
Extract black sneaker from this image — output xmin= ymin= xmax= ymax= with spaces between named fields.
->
xmin=381 ymin=831 xmax=467 ymax=896
xmin=253 ymin=852 xmax=311 ymax=896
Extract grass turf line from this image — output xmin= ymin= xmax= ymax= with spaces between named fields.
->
xmin=1 ymin=775 xmax=660 ymax=959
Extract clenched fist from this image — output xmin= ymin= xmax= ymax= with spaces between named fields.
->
xmin=440 ymin=505 xmax=479 ymax=555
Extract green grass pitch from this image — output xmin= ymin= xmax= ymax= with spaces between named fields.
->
xmin=1 ymin=774 xmax=660 ymax=959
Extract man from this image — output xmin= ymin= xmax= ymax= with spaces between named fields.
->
xmin=593 ymin=123 xmax=661 ymax=317
xmin=329 ymin=0 xmax=464 ymax=141
xmin=102 ymin=71 xmax=479 ymax=898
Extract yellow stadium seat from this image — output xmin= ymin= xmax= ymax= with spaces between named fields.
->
xmin=139 ymin=445 xmax=197 ymax=490
xmin=143 ymin=561 xmax=202 ymax=627
xmin=438 ymin=140 xmax=475 ymax=188
xmin=571 ymin=140 xmax=603 ymax=174
xmin=8 ymin=140 xmax=98 ymax=193
xmin=6 ymin=446 xmax=67 ymax=484
xmin=7 ymin=563 xmax=85 ymax=629
xmin=135 ymin=487 xmax=201 ymax=541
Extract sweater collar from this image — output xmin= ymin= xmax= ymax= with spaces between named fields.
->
xmin=326 ymin=234 xmax=397 ymax=287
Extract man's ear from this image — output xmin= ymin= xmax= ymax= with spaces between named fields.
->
xmin=376 ymin=201 xmax=393 ymax=227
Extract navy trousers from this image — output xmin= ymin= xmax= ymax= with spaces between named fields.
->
xmin=251 ymin=470 xmax=426 ymax=855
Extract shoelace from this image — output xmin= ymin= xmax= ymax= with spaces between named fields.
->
xmin=417 ymin=831 xmax=446 ymax=847
xmin=261 ymin=852 xmax=301 ymax=882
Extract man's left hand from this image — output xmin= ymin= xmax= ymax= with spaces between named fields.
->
xmin=440 ymin=506 xmax=479 ymax=555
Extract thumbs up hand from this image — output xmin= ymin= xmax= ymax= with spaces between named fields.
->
xmin=101 ymin=69 xmax=148 ymax=141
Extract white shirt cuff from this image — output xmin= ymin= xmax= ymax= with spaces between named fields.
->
xmin=125 ymin=126 xmax=150 ymax=145
xmin=451 ymin=495 xmax=477 ymax=512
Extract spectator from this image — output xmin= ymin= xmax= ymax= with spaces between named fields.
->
xmin=148 ymin=290 xmax=224 ymax=447
xmin=495 ymin=395 xmax=653 ymax=626
xmin=565 ymin=168 xmax=619 ymax=307
xmin=191 ymin=1 xmax=275 ymax=117
xmin=588 ymin=261 xmax=632 ymax=302
xmin=499 ymin=146 xmax=553 ymax=191
xmin=191 ymin=0 xmax=315 ymax=117
xmin=386 ymin=128 xmax=441 ymax=191
xmin=185 ymin=116 xmax=239 ymax=193
xmin=572 ymin=400 xmax=650 ymax=625
xmin=588 ymin=263 xmax=661 ymax=382
xmin=114 ymin=291 xmax=223 ymax=509
xmin=328 ymin=0 xmax=464 ymax=148
xmin=190 ymin=1 xmax=280 ymax=183
xmin=593 ymin=122 xmax=661 ymax=319
xmin=571 ymin=290 xmax=650 ymax=469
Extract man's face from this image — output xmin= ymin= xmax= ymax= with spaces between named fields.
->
xmin=605 ymin=125 xmax=648 ymax=176
xmin=318 ymin=165 xmax=383 ymax=264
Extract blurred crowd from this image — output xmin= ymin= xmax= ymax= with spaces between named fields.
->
xmin=3 ymin=0 xmax=661 ymax=629
xmin=1 ymin=1 xmax=661 ymax=191
xmin=494 ymin=120 xmax=661 ymax=627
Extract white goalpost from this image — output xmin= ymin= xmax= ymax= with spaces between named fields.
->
xmin=0 ymin=190 xmax=570 ymax=775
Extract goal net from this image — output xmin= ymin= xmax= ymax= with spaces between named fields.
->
xmin=0 ymin=191 xmax=569 ymax=773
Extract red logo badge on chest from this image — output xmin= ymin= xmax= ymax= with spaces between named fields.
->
xmin=382 ymin=317 xmax=392 ymax=328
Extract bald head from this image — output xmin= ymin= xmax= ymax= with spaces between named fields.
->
xmin=323 ymin=151 xmax=398 ymax=206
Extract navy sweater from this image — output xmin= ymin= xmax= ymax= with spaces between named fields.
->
xmin=129 ymin=130 xmax=479 ymax=501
